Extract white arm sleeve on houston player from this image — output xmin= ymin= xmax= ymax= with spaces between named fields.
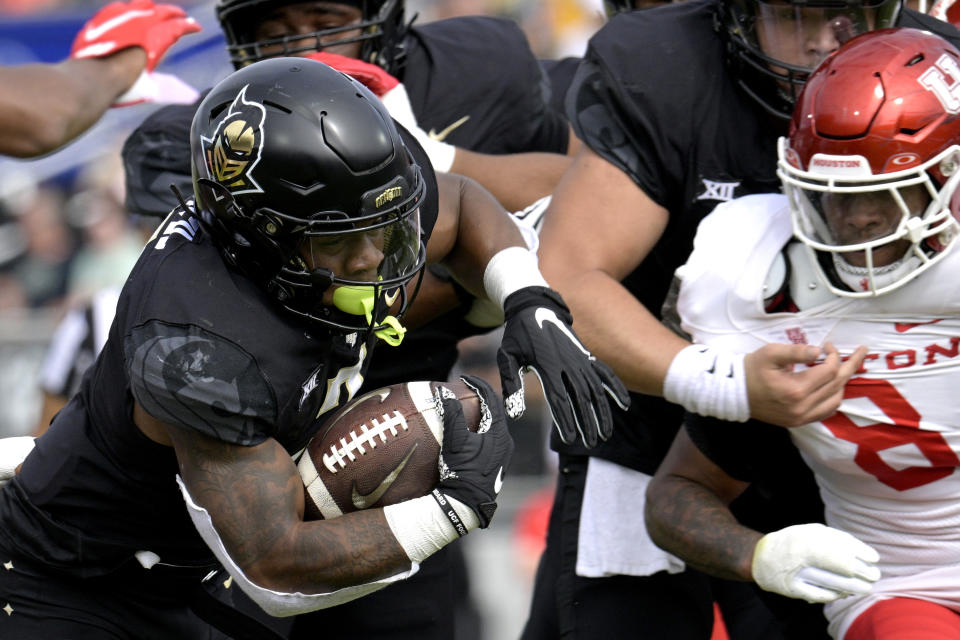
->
xmin=177 ymin=475 xmax=418 ymax=616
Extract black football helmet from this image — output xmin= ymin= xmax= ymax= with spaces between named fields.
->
xmin=718 ymin=0 xmax=902 ymax=119
xmin=191 ymin=57 xmax=426 ymax=342
xmin=217 ymin=0 xmax=408 ymax=74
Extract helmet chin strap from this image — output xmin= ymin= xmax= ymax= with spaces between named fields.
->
xmin=831 ymin=251 xmax=922 ymax=295
xmin=332 ymin=282 xmax=406 ymax=346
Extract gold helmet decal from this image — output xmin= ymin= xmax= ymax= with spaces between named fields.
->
xmin=201 ymin=85 xmax=266 ymax=195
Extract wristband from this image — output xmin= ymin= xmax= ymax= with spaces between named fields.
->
xmin=430 ymin=489 xmax=468 ymax=537
xmin=383 ymin=492 xmax=479 ymax=564
xmin=663 ymin=344 xmax=749 ymax=422
xmin=483 ymin=246 xmax=549 ymax=310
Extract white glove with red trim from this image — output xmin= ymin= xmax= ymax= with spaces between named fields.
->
xmin=307 ymin=51 xmax=456 ymax=172
xmin=70 ymin=0 xmax=202 ymax=107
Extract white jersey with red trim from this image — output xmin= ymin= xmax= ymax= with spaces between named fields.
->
xmin=677 ymin=193 xmax=960 ymax=638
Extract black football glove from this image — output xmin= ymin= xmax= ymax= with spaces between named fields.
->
xmin=497 ymin=287 xmax=630 ymax=449
xmin=435 ymin=375 xmax=514 ymax=529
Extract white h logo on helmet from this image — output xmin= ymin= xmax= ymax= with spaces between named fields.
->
xmin=918 ymin=53 xmax=960 ymax=114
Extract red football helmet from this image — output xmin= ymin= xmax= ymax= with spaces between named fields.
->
xmin=778 ymin=27 xmax=960 ymax=296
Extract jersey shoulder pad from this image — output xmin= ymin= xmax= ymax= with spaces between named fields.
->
xmin=569 ymin=3 xmax=724 ymax=197
xmin=125 ymin=320 xmax=277 ymax=445
xmin=677 ymin=194 xmax=791 ymax=338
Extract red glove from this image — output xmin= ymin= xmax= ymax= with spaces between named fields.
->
xmin=307 ymin=51 xmax=398 ymax=97
xmin=70 ymin=0 xmax=201 ymax=72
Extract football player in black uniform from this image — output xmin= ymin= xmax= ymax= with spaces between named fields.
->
xmin=123 ymin=0 xmax=610 ymax=452
xmin=0 ymin=58 xmax=615 ymax=639
xmin=524 ymin=1 xmax=960 ymax=639
xmin=115 ymin=3 xmax=628 ymax=637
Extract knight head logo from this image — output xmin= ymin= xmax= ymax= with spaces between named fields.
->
xmin=201 ymin=86 xmax=266 ymax=195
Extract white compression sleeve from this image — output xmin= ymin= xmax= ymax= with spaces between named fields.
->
xmin=177 ymin=475 xmax=417 ymax=616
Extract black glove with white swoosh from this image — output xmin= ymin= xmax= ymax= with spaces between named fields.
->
xmin=497 ymin=287 xmax=631 ymax=448
xmin=435 ymin=375 xmax=514 ymax=529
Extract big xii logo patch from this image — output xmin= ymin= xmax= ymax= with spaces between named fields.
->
xmin=202 ymin=86 xmax=266 ymax=195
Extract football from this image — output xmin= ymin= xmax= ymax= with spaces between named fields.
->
xmin=297 ymin=379 xmax=482 ymax=520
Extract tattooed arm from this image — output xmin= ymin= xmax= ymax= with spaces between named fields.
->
xmin=644 ymin=427 xmax=761 ymax=582
xmin=136 ymin=402 xmax=410 ymax=595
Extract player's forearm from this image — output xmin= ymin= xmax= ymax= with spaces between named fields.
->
xmin=645 ymin=472 xmax=760 ymax=582
xmin=166 ymin=417 xmax=412 ymax=594
xmin=258 ymin=510 xmax=412 ymax=592
xmin=0 ymin=50 xmax=145 ymax=157
xmin=557 ymin=269 xmax=689 ymax=394
xmin=192 ymin=458 xmax=410 ymax=594
xmin=449 ymin=148 xmax=571 ymax=212
xmin=439 ymin=175 xmax=527 ymax=297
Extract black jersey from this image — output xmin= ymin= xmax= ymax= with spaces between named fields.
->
xmin=558 ymin=0 xmax=960 ymax=472
xmin=0 ymin=129 xmax=439 ymax=578
xmin=540 ymin=56 xmax=581 ymax=118
xmin=400 ymin=16 xmax=569 ymax=155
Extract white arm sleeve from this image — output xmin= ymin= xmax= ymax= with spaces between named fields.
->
xmin=176 ymin=475 xmax=418 ymax=616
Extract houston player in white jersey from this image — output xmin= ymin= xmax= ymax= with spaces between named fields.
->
xmin=645 ymin=28 xmax=960 ymax=640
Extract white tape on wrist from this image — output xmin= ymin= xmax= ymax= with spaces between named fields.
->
xmin=483 ymin=246 xmax=549 ymax=310
xmin=383 ymin=493 xmax=479 ymax=564
xmin=663 ymin=344 xmax=749 ymax=422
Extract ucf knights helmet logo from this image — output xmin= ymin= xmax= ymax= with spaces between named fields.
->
xmin=201 ymin=85 xmax=266 ymax=195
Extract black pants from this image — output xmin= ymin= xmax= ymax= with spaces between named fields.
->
xmin=286 ymin=543 xmax=467 ymax=640
xmin=0 ymin=551 xmax=218 ymax=640
xmin=520 ymin=455 xmax=786 ymax=640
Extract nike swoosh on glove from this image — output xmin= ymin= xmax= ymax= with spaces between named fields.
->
xmin=752 ymin=523 xmax=881 ymax=603
xmin=70 ymin=0 xmax=201 ymax=106
xmin=497 ymin=286 xmax=630 ymax=449
xmin=435 ymin=375 xmax=514 ymax=528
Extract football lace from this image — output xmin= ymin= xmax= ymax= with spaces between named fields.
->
xmin=322 ymin=411 xmax=409 ymax=473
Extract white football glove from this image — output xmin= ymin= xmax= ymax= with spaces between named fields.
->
xmin=307 ymin=51 xmax=456 ymax=172
xmin=752 ymin=523 xmax=881 ymax=603
xmin=0 ymin=436 xmax=36 ymax=487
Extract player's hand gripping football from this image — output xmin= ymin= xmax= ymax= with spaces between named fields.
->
xmin=752 ymin=523 xmax=881 ymax=603
xmin=497 ymin=287 xmax=630 ymax=449
xmin=434 ymin=375 xmax=514 ymax=530
xmin=70 ymin=0 xmax=202 ymax=106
